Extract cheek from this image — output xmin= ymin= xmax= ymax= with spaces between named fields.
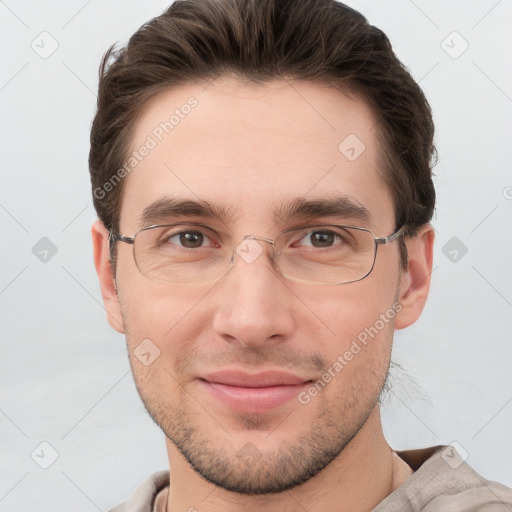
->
xmin=304 ymin=279 xmax=396 ymax=341
xmin=120 ymin=285 xmax=202 ymax=401
xmin=118 ymin=278 xmax=216 ymax=373
xmin=298 ymin=275 xmax=398 ymax=387
xmin=319 ymin=304 xmax=394 ymax=409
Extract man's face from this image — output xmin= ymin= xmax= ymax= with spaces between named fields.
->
xmin=107 ymin=79 xmax=407 ymax=493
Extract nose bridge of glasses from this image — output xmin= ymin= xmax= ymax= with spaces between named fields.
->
xmin=230 ymin=234 xmax=277 ymax=266
xmin=242 ymin=234 xmax=275 ymax=245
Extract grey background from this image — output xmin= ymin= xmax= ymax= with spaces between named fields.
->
xmin=1 ymin=0 xmax=511 ymax=509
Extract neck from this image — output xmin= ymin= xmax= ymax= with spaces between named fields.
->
xmin=164 ymin=406 xmax=412 ymax=512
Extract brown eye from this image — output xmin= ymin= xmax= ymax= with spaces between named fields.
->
xmin=310 ymin=231 xmax=336 ymax=247
xmin=163 ymin=230 xmax=209 ymax=249
xmin=297 ymin=230 xmax=342 ymax=249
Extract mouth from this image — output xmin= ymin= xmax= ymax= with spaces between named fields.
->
xmin=198 ymin=370 xmax=313 ymax=414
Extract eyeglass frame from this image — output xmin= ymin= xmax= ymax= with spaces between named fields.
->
xmin=109 ymin=223 xmax=407 ymax=285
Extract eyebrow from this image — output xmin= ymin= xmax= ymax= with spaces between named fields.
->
xmin=272 ymin=195 xmax=371 ymax=226
xmin=137 ymin=194 xmax=371 ymax=230
xmin=138 ymin=197 xmax=238 ymax=229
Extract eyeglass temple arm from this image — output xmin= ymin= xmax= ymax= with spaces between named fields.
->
xmin=374 ymin=225 xmax=407 ymax=245
xmin=109 ymin=233 xmax=135 ymax=246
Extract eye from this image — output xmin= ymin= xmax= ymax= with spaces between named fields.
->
xmin=296 ymin=229 xmax=345 ymax=249
xmin=163 ymin=229 xmax=213 ymax=249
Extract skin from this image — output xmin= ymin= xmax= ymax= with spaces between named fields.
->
xmin=92 ymin=78 xmax=434 ymax=512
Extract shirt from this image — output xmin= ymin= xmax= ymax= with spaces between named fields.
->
xmin=109 ymin=446 xmax=512 ymax=511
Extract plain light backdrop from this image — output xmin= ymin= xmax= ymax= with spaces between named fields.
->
xmin=1 ymin=0 xmax=511 ymax=510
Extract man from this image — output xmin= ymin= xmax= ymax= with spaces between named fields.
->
xmin=89 ymin=0 xmax=512 ymax=510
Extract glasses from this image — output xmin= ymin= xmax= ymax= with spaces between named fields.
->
xmin=109 ymin=223 xmax=406 ymax=285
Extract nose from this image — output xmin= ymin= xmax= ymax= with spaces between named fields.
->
xmin=211 ymin=237 xmax=295 ymax=349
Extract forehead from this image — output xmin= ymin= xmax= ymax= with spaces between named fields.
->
xmin=120 ymin=78 xmax=394 ymax=233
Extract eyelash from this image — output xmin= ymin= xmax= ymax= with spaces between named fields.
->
xmin=164 ymin=230 xmax=216 ymax=248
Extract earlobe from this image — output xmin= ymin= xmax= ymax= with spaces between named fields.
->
xmin=91 ymin=220 xmax=125 ymax=334
xmin=394 ymin=224 xmax=435 ymax=330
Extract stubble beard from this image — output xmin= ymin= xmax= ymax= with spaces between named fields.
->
xmin=131 ymin=359 xmax=389 ymax=495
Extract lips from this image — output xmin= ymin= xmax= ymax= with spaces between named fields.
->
xmin=202 ymin=370 xmax=309 ymax=387
xmin=199 ymin=370 xmax=312 ymax=414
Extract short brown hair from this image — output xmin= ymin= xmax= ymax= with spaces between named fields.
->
xmin=89 ymin=0 xmax=436 ymax=269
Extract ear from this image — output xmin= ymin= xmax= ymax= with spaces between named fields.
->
xmin=394 ymin=224 xmax=435 ymax=330
xmin=91 ymin=220 xmax=125 ymax=333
